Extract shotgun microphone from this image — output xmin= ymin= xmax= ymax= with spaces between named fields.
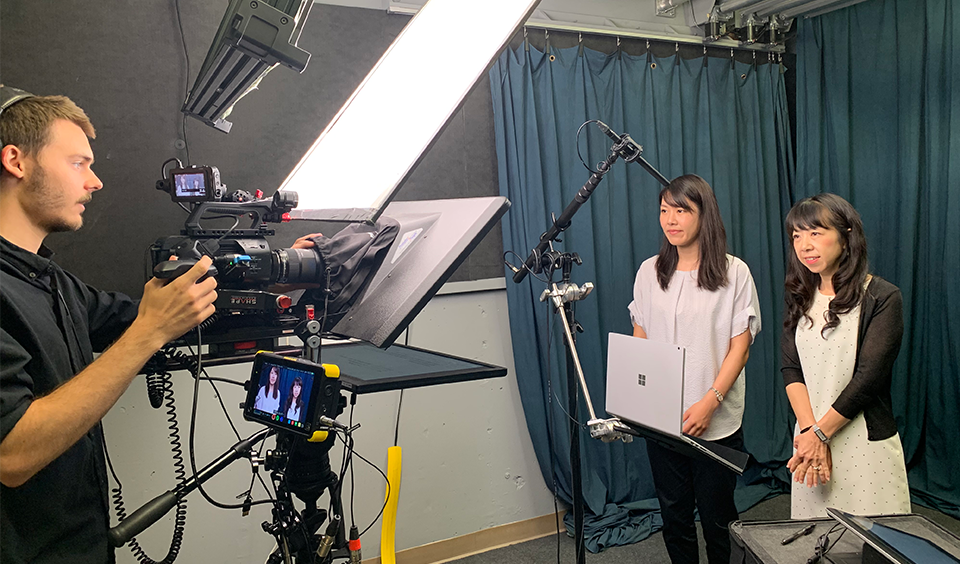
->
xmin=595 ymin=121 xmax=642 ymax=162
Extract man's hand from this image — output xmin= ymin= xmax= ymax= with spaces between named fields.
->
xmin=0 ymin=259 xmax=217 ymax=487
xmin=681 ymin=394 xmax=719 ymax=437
xmin=291 ymin=232 xmax=324 ymax=250
xmin=133 ymin=255 xmax=218 ymax=348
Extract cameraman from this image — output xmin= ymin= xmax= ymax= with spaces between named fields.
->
xmin=0 ymin=89 xmax=218 ymax=563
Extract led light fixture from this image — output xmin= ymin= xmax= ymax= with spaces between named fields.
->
xmin=279 ymin=0 xmax=541 ymax=223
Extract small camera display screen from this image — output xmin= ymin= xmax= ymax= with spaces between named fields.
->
xmin=243 ymin=353 xmax=337 ymax=437
xmin=169 ymin=166 xmax=216 ymax=202
xmin=175 ymin=172 xmax=207 ymax=198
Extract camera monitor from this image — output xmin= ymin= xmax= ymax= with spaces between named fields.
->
xmin=169 ymin=166 xmax=223 ymax=202
xmin=280 ymin=0 xmax=541 ymax=222
xmin=243 ymin=352 xmax=340 ymax=437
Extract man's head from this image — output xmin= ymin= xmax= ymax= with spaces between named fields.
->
xmin=0 ymin=91 xmax=103 ymax=248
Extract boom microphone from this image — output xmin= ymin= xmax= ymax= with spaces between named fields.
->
xmin=595 ymin=121 xmax=642 ymax=162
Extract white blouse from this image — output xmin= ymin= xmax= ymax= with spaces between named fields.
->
xmin=627 ymin=254 xmax=761 ymax=440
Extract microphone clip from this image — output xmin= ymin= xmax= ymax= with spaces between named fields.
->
xmin=612 ymin=133 xmax=643 ymax=163
xmin=596 ymin=121 xmax=643 ymax=163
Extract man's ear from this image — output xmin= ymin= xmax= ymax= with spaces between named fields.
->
xmin=0 ymin=144 xmax=27 ymax=180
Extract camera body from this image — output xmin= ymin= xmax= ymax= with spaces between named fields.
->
xmin=152 ymin=165 xmax=325 ymax=352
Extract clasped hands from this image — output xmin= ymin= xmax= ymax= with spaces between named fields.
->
xmin=787 ymin=429 xmax=832 ymax=487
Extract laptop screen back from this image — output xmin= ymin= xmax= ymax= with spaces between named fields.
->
xmin=604 ymin=332 xmax=685 ymax=437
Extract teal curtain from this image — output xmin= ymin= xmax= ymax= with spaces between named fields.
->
xmin=490 ymin=43 xmax=795 ymax=551
xmin=797 ymin=0 xmax=960 ymax=517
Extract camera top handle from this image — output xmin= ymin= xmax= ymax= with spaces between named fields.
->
xmin=183 ymin=191 xmax=299 ymax=238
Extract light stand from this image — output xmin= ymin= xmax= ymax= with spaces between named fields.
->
xmin=509 ymin=123 xmax=668 ymax=564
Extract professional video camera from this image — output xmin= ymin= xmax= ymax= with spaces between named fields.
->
xmin=150 ymin=164 xmax=399 ymax=354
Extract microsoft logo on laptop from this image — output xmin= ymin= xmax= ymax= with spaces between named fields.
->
xmin=638 ymin=374 xmax=646 ymax=386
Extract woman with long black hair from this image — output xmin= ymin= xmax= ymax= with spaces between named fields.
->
xmin=284 ymin=376 xmax=304 ymax=422
xmin=253 ymin=366 xmax=281 ymax=414
xmin=781 ymin=193 xmax=909 ymax=519
xmin=628 ymin=174 xmax=761 ymax=564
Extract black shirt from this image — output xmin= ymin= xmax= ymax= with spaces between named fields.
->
xmin=781 ymin=276 xmax=904 ymax=441
xmin=1 ymin=236 xmax=138 ymax=563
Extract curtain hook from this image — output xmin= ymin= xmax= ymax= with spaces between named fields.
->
xmin=730 ymin=48 xmax=734 ymax=59
xmin=523 ymin=26 xmax=528 ymax=41
xmin=703 ymin=45 xmax=707 ymax=57
xmin=617 ymin=36 xmax=622 ymax=49
xmin=675 ymin=42 xmax=679 ymax=52
xmin=579 ymin=32 xmax=583 ymax=46
xmin=753 ymin=50 xmax=757 ymax=63
xmin=646 ymin=39 xmax=651 ymax=51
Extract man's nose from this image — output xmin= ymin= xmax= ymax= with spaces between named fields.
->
xmin=86 ymin=169 xmax=103 ymax=191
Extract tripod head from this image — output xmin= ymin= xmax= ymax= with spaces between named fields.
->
xmin=259 ymin=430 xmax=346 ymax=563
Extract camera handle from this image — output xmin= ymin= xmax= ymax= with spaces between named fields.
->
xmin=182 ymin=192 xmax=298 ymax=237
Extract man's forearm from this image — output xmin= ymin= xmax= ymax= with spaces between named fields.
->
xmin=0 ymin=320 xmax=165 ymax=487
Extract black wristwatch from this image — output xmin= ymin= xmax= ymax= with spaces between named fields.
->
xmin=810 ymin=424 xmax=830 ymax=444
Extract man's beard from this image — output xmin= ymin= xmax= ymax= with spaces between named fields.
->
xmin=21 ymin=164 xmax=87 ymax=233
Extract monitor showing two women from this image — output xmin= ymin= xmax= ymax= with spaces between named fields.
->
xmin=252 ymin=363 xmax=310 ymax=426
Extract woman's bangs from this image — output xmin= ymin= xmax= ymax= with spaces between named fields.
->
xmin=660 ymin=186 xmax=694 ymax=211
xmin=786 ymin=200 xmax=831 ymax=233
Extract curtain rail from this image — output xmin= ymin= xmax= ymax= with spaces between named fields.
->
xmin=522 ymin=21 xmax=786 ymax=54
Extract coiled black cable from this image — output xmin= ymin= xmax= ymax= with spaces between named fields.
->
xmin=194 ymin=311 xmax=220 ymax=333
xmin=110 ymin=348 xmax=187 ymax=563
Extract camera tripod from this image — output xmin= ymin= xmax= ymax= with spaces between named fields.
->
xmin=260 ymin=431 xmax=348 ymax=564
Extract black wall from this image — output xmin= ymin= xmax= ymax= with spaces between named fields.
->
xmin=1 ymin=1 xmax=505 ymax=297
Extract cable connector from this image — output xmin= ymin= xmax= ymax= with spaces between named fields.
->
xmin=241 ymin=494 xmax=252 ymax=517
xmin=316 ymin=514 xmax=340 ymax=558
xmin=348 ymin=525 xmax=361 ymax=564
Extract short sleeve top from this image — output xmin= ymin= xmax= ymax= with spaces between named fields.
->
xmin=627 ymin=254 xmax=761 ymax=440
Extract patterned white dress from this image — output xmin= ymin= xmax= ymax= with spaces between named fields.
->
xmin=791 ymin=290 xmax=911 ymax=519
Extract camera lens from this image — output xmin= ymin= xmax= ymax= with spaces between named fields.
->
xmin=275 ymin=248 xmax=323 ymax=284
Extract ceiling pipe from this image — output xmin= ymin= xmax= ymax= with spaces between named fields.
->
xmin=656 ymin=0 xmax=694 ymax=15
xmin=717 ymin=0 xmax=770 ymax=14
xmin=752 ymin=0 xmax=812 ymax=18
xmin=780 ymin=0 xmax=869 ymax=17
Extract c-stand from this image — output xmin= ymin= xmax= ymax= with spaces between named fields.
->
xmin=508 ymin=122 xmax=668 ymax=564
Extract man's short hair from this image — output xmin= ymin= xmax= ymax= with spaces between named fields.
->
xmin=0 ymin=95 xmax=96 ymax=157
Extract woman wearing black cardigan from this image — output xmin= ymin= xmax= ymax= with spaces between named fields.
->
xmin=781 ymin=193 xmax=910 ymax=519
